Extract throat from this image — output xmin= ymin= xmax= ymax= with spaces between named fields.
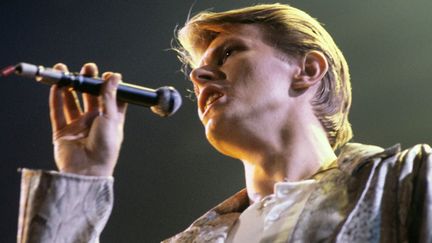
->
xmin=242 ymin=144 xmax=336 ymax=204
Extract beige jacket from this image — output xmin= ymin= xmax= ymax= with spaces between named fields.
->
xmin=17 ymin=170 xmax=113 ymax=243
xmin=18 ymin=143 xmax=432 ymax=242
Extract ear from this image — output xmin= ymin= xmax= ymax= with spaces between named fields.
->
xmin=292 ymin=51 xmax=328 ymax=90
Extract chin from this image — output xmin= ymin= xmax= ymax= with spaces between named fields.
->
xmin=204 ymin=118 xmax=243 ymax=158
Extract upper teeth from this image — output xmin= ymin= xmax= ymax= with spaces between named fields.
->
xmin=204 ymin=93 xmax=223 ymax=111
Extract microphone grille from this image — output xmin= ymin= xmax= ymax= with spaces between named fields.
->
xmin=151 ymin=86 xmax=182 ymax=117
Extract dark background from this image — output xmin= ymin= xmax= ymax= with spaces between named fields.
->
xmin=1 ymin=0 xmax=432 ymax=242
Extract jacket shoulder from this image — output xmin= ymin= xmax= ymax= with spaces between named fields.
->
xmin=337 ymin=142 xmax=401 ymax=175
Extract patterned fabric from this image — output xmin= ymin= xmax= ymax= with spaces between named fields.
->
xmin=163 ymin=143 xmax=432 ymax=243
xmin=16 ymin=143 xmax=432 ymax=242
xmin=226 ymin=180 xmax=318 ymax=242
xmin=17 ymin=169 xmax=113 ymax=243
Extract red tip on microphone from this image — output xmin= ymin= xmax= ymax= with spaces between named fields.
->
xmin=0 ymin=65 xmax=16 ymax=77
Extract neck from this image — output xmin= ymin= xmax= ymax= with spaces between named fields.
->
xmin=241 ymin=122 xmax=336 ymax=204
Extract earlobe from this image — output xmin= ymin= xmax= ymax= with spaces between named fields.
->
xmin=291 ymin=51 xmax=328 ymax=90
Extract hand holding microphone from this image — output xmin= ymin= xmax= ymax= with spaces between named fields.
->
xmin=50 ymin=63 xmax=129 ymax=176
xmin=1 ymin=62 xmax=183 ymax=176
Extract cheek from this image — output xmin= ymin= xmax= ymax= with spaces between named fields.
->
xmin=225 ymin=59 xmax=264 ymax=95
xmin=233 ymin=59 xmax=289 ymax=101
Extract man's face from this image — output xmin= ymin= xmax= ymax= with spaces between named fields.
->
xmin=189 ymin=24 xmax=302 ymax=157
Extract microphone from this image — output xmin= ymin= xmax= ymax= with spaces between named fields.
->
xmin=2 ymin=63 xmax=182 ymax=117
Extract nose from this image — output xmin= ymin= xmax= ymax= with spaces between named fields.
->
xmin=189 ymin=65 xmax=226 ymax=95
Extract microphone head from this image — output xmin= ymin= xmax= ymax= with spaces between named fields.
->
xmin=151 ymin=86 xmax=182 ymax=117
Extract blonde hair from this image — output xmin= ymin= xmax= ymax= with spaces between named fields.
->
xmin=174 ymin=3 xmax=352 ymax=150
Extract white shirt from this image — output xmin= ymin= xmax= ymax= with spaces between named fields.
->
xmin=226 ymin=179 xmax=317 ymax=243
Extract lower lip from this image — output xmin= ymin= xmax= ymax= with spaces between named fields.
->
xmin=202 ymin=96 xmax=223 ymax=117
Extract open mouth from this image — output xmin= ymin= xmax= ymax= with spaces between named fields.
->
xmin=199 ymin=88 xmax=224 ymax=115
xmin=203 ymin=93 xmax=223 ymax=112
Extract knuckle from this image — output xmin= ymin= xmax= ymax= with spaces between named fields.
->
xmin=80 ymin=63 xmax=98 ymax=76
xmin=102 ymin=72 xmax=113 ymax=80
xmin=85 ymin=62 xmax=97 ymax=67
xmin=113 ymin=72 xmax=122 ymax=80
xmin=53 ymin=63 xmax=68 ymax=71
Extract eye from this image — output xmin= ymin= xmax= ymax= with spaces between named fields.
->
xmin=219 ymin=47 xmax=234 ymax=65
xmin=224 ymin=48 xmax=233 ymax=59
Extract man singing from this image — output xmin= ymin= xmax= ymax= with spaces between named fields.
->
xmin=17 ymin=3 xmax=432 ymax=243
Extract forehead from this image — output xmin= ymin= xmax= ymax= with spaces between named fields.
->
xmin=213 ymin=24 xmax=264 ymax=41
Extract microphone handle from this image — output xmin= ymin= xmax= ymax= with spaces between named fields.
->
xmin=11 ymin=62 xmax=182 ymax=116
xmin=59 ymin=73 xmax=159 ymax=107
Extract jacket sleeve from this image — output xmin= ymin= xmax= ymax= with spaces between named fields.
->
xmin=398 ymin=144 xmax=432 ymax=242
xmin=17 ymin=168 xmax=114 ymax=243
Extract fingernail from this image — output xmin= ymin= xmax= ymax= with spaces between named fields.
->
xmin=53 ymin=63 xmax=67 ymax=71
xmin=80 ymin=63 xmax=97 ymax=75
xmin=103 ymin=71 xmax=113 ymax=79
